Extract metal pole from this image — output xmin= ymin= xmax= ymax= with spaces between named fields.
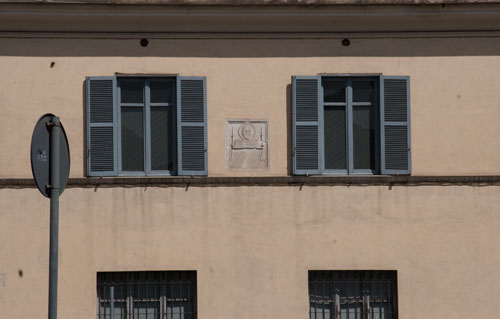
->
xmin=48 ymin=116 xmax=60 ymax=319
xmin=110 ymin=286 xmax=115 ymax=319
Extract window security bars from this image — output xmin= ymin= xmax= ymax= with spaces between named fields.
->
xmin=97 ymin=271 xmax=197 ymax=319
xmin=309 ymin=271 xmax=397 ymax=319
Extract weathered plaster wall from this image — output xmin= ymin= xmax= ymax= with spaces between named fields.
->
xmin=1 ymin=37 xmax=500 ymax=177
xmin=0 ymin=185 xmax=499 ymax=319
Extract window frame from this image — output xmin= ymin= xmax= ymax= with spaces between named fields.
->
xmin=97 ymin=271 xmax=198 ymax=319
xmin=86 ymin=75 xmax=207 ymax=177
xmin=308 ymin=270 xmax=398 ymax=319
xmin=321 ymin=76 xmax=380 ymax=175
xmin=117 ymin=77 xmax=177 ymax=177
xmin=293 ymin=73 xmax=410 ymax=176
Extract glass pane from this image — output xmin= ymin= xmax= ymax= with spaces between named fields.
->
xmin=134 ymin=301 xmax=159 ymax=319
xmin=340 ymin=303 xmax=362 ymax=319
xmin=114 ymin=303 xmax=126 ymax=319
xmin=310 ymin=305 xmax=330 ymax=319
xmin=151 ymin=107 xmax=175 ymax=171
xmin=98 ymin=302 xmax=108 ymax=319
xmin=99 ymin=302 xmax=126 ymax=319
xmin=353 ymin=106 xmax=375 ymax=170
xmin=310 ymin=305 xmax=316 ymax=319
xmin=121 ymin=107 xmax=144 ymax=171
xmin=324 ymin=106 xmax=346 ymax=170
xmin=167 ymin=305 xmax=185 ymax=319
xmin=323 ymin=79 xmax=346 ymax=103
xmin=150 ymin=79 xmax=175 ymax=104
xmin=120 ymin=79 xmax=144 ymax=104
xmin=352 ymin=80 xmax=375 ymax=103
xmin=372 ymin=305 xmax=389 ymax=319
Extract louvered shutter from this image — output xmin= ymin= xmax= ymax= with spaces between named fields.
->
xmin=177 ymin=77 xmax=207 ymax=176
xmin=380 ymin=76 xmax=411 ymax=175
xmin=293 ymin=76 xmax=322 ymax=175
xmin=86 ymin=76 xmax=118 ymax=176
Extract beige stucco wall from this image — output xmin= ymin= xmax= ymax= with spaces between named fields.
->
xmin=0 ymin=185 xmax=499 ymax=319
xmin=1 ymin=36 xmax=500 ymax=177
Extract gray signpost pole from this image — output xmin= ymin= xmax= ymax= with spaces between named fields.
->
xmin=31 ymin=113 xmax=70 ymax=319
xmin=48 ymin=116 xmax=60 ymax=319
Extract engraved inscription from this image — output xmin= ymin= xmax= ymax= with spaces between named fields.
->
xmin=227 ymin=120 xmax=268 ymax=170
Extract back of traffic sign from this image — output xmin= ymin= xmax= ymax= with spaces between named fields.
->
xmin=30 ymin=114 xmax=70 ymax=198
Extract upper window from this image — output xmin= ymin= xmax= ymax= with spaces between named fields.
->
xmin=309 ymin=270 xmax=398 ymax=319
xmin=119 ymin=78 xmax=176 ymax=173
xmin=86 ymin=76 xmax=207 ymax=177
xmin=293 ymin=75 xmax=410 ymax=175
xmin=323 ymin=77 xmax=378 ymax=174
xmin=97 ymin=271 xmax=197 ymax=319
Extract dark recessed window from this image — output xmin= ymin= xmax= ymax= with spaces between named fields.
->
xmin=97 ymin=271 xmax=197 ymax=319
xmin=309 ymin=270 xmax=398 ymax=319
xmin=87 ymin=75 xmax=207 ymax=176
xmin=119 ymin=78 xmax=176 ymax=173
xmin=323 ymin=77 xmax=378 ymax=174
xmin=293 ymin=75 xmax=411 ymax=175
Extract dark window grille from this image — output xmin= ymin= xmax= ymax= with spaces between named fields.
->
xmin=97 ymin=271 xmax=197 ymax=319
xmin=309 ymin=270 xmax=397 ymax=319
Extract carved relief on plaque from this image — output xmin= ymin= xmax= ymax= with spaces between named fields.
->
xmin=226 ymin=120 xmax=268 ymax=170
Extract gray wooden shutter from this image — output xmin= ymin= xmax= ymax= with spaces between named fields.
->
xmin=177 ymin=76 xmax=207 ymax=176
xmin=293 ymin=76 xmax=322 ymax=175
xmin=380 ymin=76 xmax=411 ymax=175
xmin=86 ymin=76 xmax=118 ymax=176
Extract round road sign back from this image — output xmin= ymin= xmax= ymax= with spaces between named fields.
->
xmin=30 ymin=114 xmax=70 ymax=198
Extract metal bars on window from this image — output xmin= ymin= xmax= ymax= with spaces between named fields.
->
xmin=97 ymin=271 xmax=197 ymax=319
xmin=309 ymin=270 xmax=397 ymax=319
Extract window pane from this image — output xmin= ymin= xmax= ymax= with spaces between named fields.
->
xmin=150 ymin=79 xmax=175 ymax=104
xmin=151 ymin=107 xmax=175 ymax=171
xmin=98 ymin=272 xmax=196 ymax=319
xmin=352 ymin=80 xmax=375 ymax=103
xmin=324 ymin=106 xmax=346 ymax=170
xmin=167 ymin=305 xmax=186 ymax=319
xmin=353 ymin=106 xmax=375 ymax=170
xmin=134 ymin=302 xmax=160 ymax=319
xmin=121 ymin=107 xmax=144 ymax=171
xmin=340 ymin=303 xmax=362 ymax=319
xmin=372 ymin=305 xmax=389 ymax=319
xmin=121 ymin=79 xmax=144 ymax=104
xmin=97 ymin=286 xmax=127 ymax=319
xmin=309 ymin=271 xmax=396 ymax=319
xmin=113 ymin=303 xmax=126 ymax=319
xmin=310 ymin=305 xmax=330 ymax=319
xmin=323 ymin=79 xmax=346 ymax=103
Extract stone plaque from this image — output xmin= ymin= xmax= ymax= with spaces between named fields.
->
xmin=226 ymin=120 xmax=268 ymax=170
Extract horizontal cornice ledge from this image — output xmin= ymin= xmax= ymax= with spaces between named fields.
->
xmin=1 ymin=176 xmax=500 ymax=188
xmin=2 ymin=0 xmax=500 ymax=5
xmin=3 ymin=3 xmax=500 ymax=34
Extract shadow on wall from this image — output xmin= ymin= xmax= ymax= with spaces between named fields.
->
xmin=1 ymin=37 xmax=500 ymax=57
xmin=286 ymin=84 xmax=293 ymax=176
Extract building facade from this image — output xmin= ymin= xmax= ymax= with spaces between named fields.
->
xmin=1 ymin=1 xmax=500 ymax=319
